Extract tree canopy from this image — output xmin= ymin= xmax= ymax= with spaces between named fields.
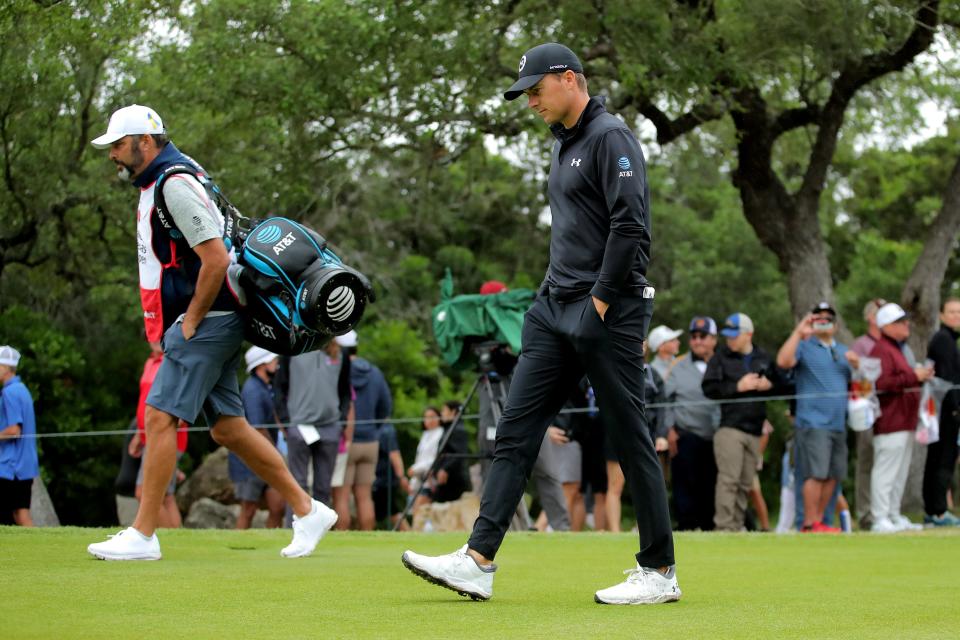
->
xmin=2 ymin=0 xmax=958 ymax=524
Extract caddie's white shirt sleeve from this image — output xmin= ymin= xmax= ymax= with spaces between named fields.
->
xmin=161 ymin=176 xmax=222 ymax=248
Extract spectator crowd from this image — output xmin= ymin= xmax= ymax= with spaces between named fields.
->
xmin=3 ymin=297 xmax=959 ymax=534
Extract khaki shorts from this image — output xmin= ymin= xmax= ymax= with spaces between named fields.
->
xmin=344 ymin=440 xmax=379 ymax=487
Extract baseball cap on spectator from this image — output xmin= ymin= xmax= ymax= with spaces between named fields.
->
xmin=335 ymin=330 xmax=358 ymax=348
xmin=720 ymin=313 xmax=754 ymax=337
xmin=244 ymin=346 xmax=277 ymax=373
xmin=876 ymin=303 xmax=908 ymax=328
xmin=479 ymin=280 xmax=508 ymax=295
xmin=811 ymin=301 xmax=836 ymax=317
xmin=688 ymin=316 xmax=718 ymax=336
xmin=0 ymin=345 xmax=21 ymax=367
xmin=90 ymin=104 xmax=165 ymax=149
xmin=503 ymin=43 xmax=584 ymax=101
xmin=648 ymin=325 xmax=682 ymax=352
xmin=863 ymin=298 xmax=887 ymax=321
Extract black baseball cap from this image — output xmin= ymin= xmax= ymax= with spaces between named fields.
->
xmin=503 ymin=43 xmax=583 ymax=101
xmin=811 ymin=301 xmax=836 ymax=316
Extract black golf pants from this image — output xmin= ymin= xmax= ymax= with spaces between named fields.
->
xmin=467 ymin=293 xmax=675 ymax=568
xmin=671 ymin=428 xmax=717 ymax=531
xmin=922 ymin=405 xmax=960 ymax=516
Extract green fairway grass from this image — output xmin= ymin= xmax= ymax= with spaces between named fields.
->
xmin=1 ymin=527 xmax=957 ymax=639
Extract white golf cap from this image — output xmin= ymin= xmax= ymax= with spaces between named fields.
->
xmin=0 ymin=345 xmax=21 ymax=367
xmin=90 ymin=104 xmax=165 ymax=149
xmin=335 ymin=330 xmax=358 ymax=348
xmin=876 ymin=303 xmax=908 ymax=328
xmin=647 ymin=325 xmax=682 ymax=352
xmin=244 ymin=346 xmax=278 ymax=373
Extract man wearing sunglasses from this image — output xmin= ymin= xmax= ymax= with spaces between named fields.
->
xmin=777 ymin=302 xmax=859 ymax=532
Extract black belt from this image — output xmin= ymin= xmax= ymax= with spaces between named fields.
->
xmin=541 ymin=284 xmax=654 ymax=302
xmin=539 ymin=284 xmax=591 ymax=303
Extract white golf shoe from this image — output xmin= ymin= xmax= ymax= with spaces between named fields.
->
xmin=871 ymin=517 xmax=899 ymax=533
xmin=87 ymin=527 xmax=161 ymax=561
xmin=892 ymin=515 xmax=923 ymax=531
xmin=594 ymin=564 xmax=681 ymax=605
xmin=281 ymin=499 xmax=338 ymax=558
xmin=402 ymin=544 xmax=496 ymax=601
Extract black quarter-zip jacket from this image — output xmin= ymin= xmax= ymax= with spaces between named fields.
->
xmin=544 ymin=96 xmax=651 ymax=303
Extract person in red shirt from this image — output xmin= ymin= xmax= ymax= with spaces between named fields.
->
xmin=868 ymin=303 xmax=934 ymax=533
xmin=128 ymin=343 xmax=188 ymax=528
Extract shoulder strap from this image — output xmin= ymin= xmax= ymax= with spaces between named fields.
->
xmin=152 ymin=163 xmax=201 ymax=232
xmin=154 ymin=163 xmax=256 ymax=251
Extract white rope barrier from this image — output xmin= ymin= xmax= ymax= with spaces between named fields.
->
xmin=9 ymin=384 xmax=953 ymax=441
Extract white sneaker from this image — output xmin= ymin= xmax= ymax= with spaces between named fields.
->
xmin=87 ymin=527 xmax=161 ymax=561
xmin=594 ymin=564 xmax=681 ymax=605
xmin=401 ymin=544 xmax=496 ymax=601
xmin=871 ymin=517 xmax=899 ymax=533
xmin=892 ymin=515 xmax=923 ymax=531
xmin=280 ymin=499 xmax=338 ymax=558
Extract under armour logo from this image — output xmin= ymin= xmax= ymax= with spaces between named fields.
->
xmin=571 ymin=158 xmax=582 ymax=167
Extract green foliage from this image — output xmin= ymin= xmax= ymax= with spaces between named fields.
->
xmin=359 ymin=321 xmax=440 ymax=405
xmin=0 ymin=305 xmax=140 ymax=525
xmin=840 ymin=134 xmax=957 ymax=237
xmin=646 ymin=134 xmax=793 ymax=351
xmin=357 ymin=318 xmax=473 ymax=455
xmin=829 ymin=128 xmax=960 ymax=316
xmin=834 ymin=232 xmax=923 ymax=336
xmin=0 ymin=1 xmax=171 ymax=524
xmin=2 ymin=0 xmax=958 ymax=524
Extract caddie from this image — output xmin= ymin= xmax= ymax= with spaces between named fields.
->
xmin=86 ymin=105 xmax=336 ymax=560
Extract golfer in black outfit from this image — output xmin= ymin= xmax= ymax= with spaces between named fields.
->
xmin=402 ymin=43 xmax=680 ymax=605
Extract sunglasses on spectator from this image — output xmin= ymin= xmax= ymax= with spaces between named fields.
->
xmin=689 ymin=332 xmax=712 ymax=340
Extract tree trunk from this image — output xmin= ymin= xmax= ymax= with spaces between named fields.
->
xmin=901 ymin=153 xmax=960 ymax=358
xmin=729 ymin=92 xmax=846 ymax=337
xmin=736 ymin=181 xmax=853 ymax=342
xmin=779 ymin=227 xmax=836 ymax=321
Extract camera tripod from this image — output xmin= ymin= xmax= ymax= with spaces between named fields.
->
xmin=391 ymin=371 xmax=508 ymax=531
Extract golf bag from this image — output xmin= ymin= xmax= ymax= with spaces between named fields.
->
xmin=155 ymin=164 xmax=374 ymax=355
xmin=233 ymin=218 xmax=373 ymax=354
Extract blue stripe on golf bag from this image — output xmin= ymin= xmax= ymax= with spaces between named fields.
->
xmin=242 ymin=246 xmax=297 ymax=292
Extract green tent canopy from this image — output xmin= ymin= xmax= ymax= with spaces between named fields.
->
xmin=432 ymin=270 xmax=534 ymax=369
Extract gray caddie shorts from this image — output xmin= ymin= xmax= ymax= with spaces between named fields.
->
xmin=795 ymin=427 xmax=848 ymax=481
xmin=147 ymin=313 xmax=245 ymax=427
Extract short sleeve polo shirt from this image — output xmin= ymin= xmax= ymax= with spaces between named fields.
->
xmin=0 ymin=376 xmax=39 ymax=480
xmin=794 ymin=338 xmax=852 ymax=431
